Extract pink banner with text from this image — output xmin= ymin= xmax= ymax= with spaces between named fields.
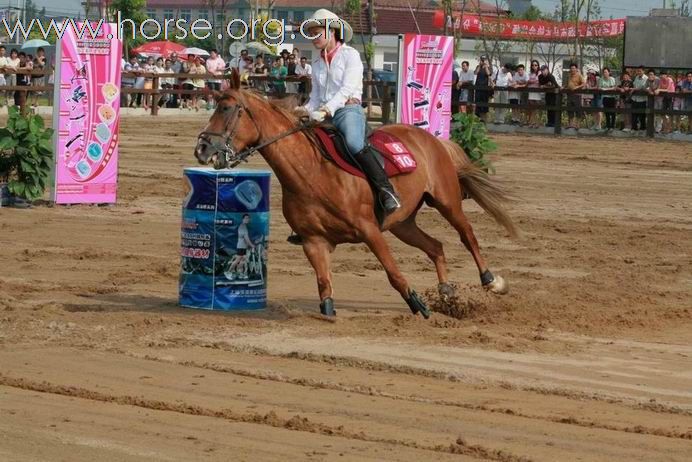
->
xmin=397 ymin=34 xmax=454 ymax=140
xmin=52 ymin=23 xmax=122 ymax=204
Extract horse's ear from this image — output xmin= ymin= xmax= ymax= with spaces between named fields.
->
xmin=230 ymin=68 xmax=241 ymax=90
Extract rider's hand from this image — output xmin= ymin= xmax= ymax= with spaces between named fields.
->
xmin=294 ymin=106 xmax=308 ymax=117
xmin=318 ymin=105 xmax=331 ymax=117
xmin=309 ymin=110 xmax=327 ymax=122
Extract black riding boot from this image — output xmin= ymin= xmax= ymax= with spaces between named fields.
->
xmin=354 ymin=145 xmax=401 ymax=215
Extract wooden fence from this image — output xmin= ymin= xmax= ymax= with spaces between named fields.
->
xmin=463 ymin=85 xmax=692 ymax=138
xmin=2 ymin=69 xmax=690 ymax=138
xmin=0 ymin=69 xmax=397 ymax=123
xmin=0 ymin=69 xmax=53 ymax=115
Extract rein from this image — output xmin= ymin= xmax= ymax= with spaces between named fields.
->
xmin=229 ymin=120 xmax=309 ymax=168
xmin=197 ymin=98 xmax=311 ymax=169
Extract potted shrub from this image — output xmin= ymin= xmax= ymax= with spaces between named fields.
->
xmin=0 ymin=106 xmax=54 ymax=207
xmin=450 ymin=112 xmax=496 ymax=174
xmin=0 ymin=147 xmax=12 ymax=207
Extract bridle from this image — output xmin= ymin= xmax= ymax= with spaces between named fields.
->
xmin=196 ymin=97 xmax=309 ymax=169
xmin=196 ymin=101 xmax=247 ymax=169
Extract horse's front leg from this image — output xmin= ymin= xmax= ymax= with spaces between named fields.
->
xmin=301 ymin=237 xmax=336 ymax=316
xmin=361 ymin=224 xmax=431 ymax=319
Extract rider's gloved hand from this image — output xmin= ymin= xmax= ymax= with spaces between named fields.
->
xmin=294 ymin=106 xmax=308 ymax=117
xmin=309 ymin=110 xmax=327 ymax=122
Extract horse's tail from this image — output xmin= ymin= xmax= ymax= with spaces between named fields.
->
xmin=441 ymin=140 xmax=518 ymax=238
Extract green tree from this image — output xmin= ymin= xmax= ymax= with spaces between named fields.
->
xmin=108 ymin=0 xmax=147 ymax=58
xmin=250 ymin=13 xmax=280 ymax=55
xmin=27 ymin=23 xmax=58 ymax=44
xmin=602 ymin=35 xmax=623 ymax=70
xmin=343 ymin=0 xmax=375 ymax=73
xmin=670 ymin=0 xmax=690 ymax=16
xmin=450 ymin=0 xmax=469 ymax=60
xmin=474 ymin=0 xmax=513 ymax=71
xmin=441 ymin=0 xmax=453 ymax=36
xmin=182 ymin=33 xmax=217 ymax=52
xmin=521 ymin=5 xmax=544 ymax=20
xmin=23 ymin=0 xmax=38 ymax=22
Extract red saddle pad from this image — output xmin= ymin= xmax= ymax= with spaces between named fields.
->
xmin=313 ymin=128 xmax=417 ymax=179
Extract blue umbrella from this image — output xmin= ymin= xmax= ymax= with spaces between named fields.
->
xmin=21 ymin=39 xmax=50 ymax=50
xmin=21 ymin=39 xmax=53 ymax=56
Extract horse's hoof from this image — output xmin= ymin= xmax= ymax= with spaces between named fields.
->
xmin=484 ymin=275 xmax=509 ymax=295
xmin=438 ymin=283 xmax=456 ymax=301
xmin=320 ymin=297 xmax=336 ymax=316
xmin=406 ymin=290 xmax=431 ymax=319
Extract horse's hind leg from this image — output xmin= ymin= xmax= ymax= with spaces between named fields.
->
xmin=390 ymin=217 xmax=455 ymax=301
xmin=302 ymin=238 xmax=336 ymax=316
xmin=361 ymin=224 xmax=432 ymax=319
xmin=433 ymin=196 xmax=508 ymax=294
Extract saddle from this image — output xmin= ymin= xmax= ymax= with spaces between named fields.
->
xmin=312 ymin=125 xmax=417 ymax=179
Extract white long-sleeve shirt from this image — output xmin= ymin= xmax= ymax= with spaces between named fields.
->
xmin=303 ymin=44 xmax=363 ymax=116
xmin=295 ymin=63 xmax=312 ymax=76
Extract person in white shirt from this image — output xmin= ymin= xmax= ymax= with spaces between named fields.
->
xmin=122 ymin=55 xmax=141 ymax=108
xmin=205 ymin=49 xmax=225 ymax=108
xmin=493 ymin=63 xmax=513 ymax=124
xmin=5 ymin=48 xmax=19 ymax=106
xmin=457 ymin=60 xmax=475 ymax=112
xmin=295 ymin=56 xmax=312 ymax=77
xmin=295 ymin=55 xmax=312 ymax=102
xmin=205 ymin=49 xmax=225 ymax=92
xmin=228 ymin=49 xmax=248 ymax=72
xmin=134 ymin=56 xmax=147 ymax=108
xmin=297 ymin=8 xmax=400 ymax=216
xmin=0 ymin=45 xmax=9 ymax=105
xmin=142 ymin=56 xmax=156 ymax=110
xmin=153 ymin=57 xmax=167 ymax=108
xmin=509 ymin=64 xmax=528 ymax=124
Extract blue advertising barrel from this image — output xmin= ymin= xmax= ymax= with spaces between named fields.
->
xmin=179 ymin=168 xmax=271 ymax=310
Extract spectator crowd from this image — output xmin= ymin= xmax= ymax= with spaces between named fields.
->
xmin=452 ymin=56 xmax=692 ymax=134
xmin=0 ymin=45 xmax=50 ymax=111
xmin=1 ymin=42 xmax=691 ymax=136
xmin=119 ymin=47 xmax=313 ymax=112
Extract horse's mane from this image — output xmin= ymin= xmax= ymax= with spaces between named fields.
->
xmin=232 ymin=89 xmax=328 ymax=160
xmin=239 ymin=89 xmax=299 ymax=125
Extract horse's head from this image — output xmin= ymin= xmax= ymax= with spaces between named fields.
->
xmin=194 ymin=70 xmax=261 ymax=169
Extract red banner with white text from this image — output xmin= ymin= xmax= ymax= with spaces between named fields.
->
xmin=433 ymin=12 xmax=625 ymax=40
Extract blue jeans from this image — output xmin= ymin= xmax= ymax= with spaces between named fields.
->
xmin=331 ymin=103 xmax=366 ymax=154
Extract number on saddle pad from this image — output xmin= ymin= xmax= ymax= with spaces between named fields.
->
xmin=384 ymin=142 xmax=416 ymax=170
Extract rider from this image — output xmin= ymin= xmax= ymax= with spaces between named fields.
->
xmin=297 ymin=9 xmax=402 ymax=215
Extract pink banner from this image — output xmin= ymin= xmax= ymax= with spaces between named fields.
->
xmin=52 ymin=23 xmax=122 ymax=204
xmin=397 ymin=34 xmax=454 ymax=140
xmin=433 ymin=12 xmax=625 ymax=40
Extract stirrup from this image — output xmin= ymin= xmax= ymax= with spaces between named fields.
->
xmin=379 ymin=189 xmax=401 ymax=213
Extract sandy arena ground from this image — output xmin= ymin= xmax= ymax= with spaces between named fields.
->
xmin=1 ymin=115 xmax=691 ymax=461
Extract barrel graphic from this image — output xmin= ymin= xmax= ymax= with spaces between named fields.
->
xmin=179 ymin=168 xmax=271 ymax=310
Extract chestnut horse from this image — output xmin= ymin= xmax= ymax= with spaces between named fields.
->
xmin=194 ymin=71 xmax=516 ymax=318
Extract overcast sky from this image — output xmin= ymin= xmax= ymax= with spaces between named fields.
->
xmin=10 ymin=0 xmax=671 ymax=18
